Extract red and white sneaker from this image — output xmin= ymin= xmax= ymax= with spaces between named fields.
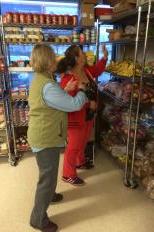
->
xmin=62 ymin=176 xmax=85 ymax=186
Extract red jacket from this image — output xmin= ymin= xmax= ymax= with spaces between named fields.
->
xmin=60 ymin=58 xmax=107 ymax=127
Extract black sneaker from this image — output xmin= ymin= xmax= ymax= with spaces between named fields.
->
xmin=76 ymin=162 xmax=94 ymax=170
xmin=62 ymin=176 xmax=85 ymax=186
xmin=51 ymin=193 xmax=63 ymax=203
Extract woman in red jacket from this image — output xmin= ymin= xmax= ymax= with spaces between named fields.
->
xmin=57 ymin=44 xmax=108 ymax=186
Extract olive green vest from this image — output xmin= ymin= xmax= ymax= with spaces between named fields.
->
xmin=27 ymin=73 xmax=67 ymax=149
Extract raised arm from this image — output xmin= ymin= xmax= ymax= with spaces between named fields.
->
xmin=86 ymin=45 xmax=108 ymax=78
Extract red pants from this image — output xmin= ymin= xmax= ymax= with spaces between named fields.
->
xmin=63 ymin=120 xmax=93 ymax=178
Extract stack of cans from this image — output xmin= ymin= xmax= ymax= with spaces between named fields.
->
xmin=84 ymin=29 xmax=90 ymax=43
xmin=72 ymin=30 xmax=79 ymax=43
xmin=90 ymin=28 xmax=96 ymax=43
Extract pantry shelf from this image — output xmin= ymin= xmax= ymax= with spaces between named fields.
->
xmin=11 ymin=96 xmax=28 ymax=101
xmin=102 ymin=37 xmax=154 ymax=45
xmin=100 ymin=90 xmax=129 ymax=108
xmin=3 ymin=23 xmax=76 ymax=30
xmin=9 ymin=67 xmax=33 ymax=72
xmin=105 ymin=71 xmax=154 ymax=82
xmin=0 ymin=151 xmax=8 ymax=156
xmin=7 ymin=41 xmax=96 ymax=46
xmin=14 ymin=124 xmax=28 ymax=128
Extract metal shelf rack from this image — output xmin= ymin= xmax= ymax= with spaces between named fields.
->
xmin=0 ymin=12 xmax=96 ymax=165
xmin=96 ymin=0 xmax=154 ymax=192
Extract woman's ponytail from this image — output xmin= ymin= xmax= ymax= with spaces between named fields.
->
xmin=57 ymin=45 xmax=80 ymax=74
xmin=57 ymin=57 xmax=68 ymax=73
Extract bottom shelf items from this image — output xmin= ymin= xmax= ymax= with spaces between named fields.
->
xmin=16 ymin=135 xmax=30 ymax=152
xmin=100 ymin=96 xmax=154 ymax=200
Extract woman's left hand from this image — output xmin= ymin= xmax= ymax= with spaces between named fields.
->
xmin=64 ymin=78 xmax=77 ymax=92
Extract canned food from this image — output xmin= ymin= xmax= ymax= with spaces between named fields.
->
xmin=58 ymin=15 xmax=63 ymax=25
xmin=3 ymin=15 xmax=7 ymax=24
xmin=26 ymin=13 xmax=33 ymax=24
xmin=40 ymin=14 xmax=45 ymax=24
xmin=72 ymin=31 xmax=79 ymax=43
xmin=46 ymin=14 xmax=51 ymax=25
xmin=63 ymin=15 xmax=69 ymax=25
xmin=72 ymin=15 xmax=78 ymax=26
xmin=19 ymin=13 xmax=26 ymax=24
xmin=33 ymin=14 xmax=39 ymax=24
xmin=51 ymin=15 xmax=57 ymax=25
xmin=13 ymin=13 xmax=20 ymax=24
xmin=5 ymin=12 xmax=13 ymax=24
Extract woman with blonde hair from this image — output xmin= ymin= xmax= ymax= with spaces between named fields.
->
xmin=28 ymin=44 xmax=88 ymax=232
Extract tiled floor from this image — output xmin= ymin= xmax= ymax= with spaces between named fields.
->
xmin=0 ymin=151 xmax=153 ymax=232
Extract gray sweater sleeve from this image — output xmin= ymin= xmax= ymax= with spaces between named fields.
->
xmin=42 ymin=82 xmax=87 ymax=112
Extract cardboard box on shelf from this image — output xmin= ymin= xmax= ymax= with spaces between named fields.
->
xmin=95 ymin=7 xmax=113 ymax=20
xmin=113 ymin=0 xmax=136 ymax=13
xmin=108 ymin=0 xmax=136 ymax=5
xmin=79 ymin=3 xmax=95 ymax=26
xmin=82 ymin=0 xmax=97 ymax=4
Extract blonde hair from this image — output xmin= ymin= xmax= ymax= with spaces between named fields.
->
xmin=31 ymin=44 xmax=55 ymax=73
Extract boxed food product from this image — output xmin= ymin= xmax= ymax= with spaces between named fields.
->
xmin=113 ymin=0 xmax=136 ymax=14
xmin=95 ymin=7 xmax=113 ymax=20
xmin=79 ymin=3 xmax=95 ymax=26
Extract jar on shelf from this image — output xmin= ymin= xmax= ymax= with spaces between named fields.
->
xmin=13 ymin=13 xmax=20 ymax=24
xmin=5 ymin=12 xmax=13 ymax=24
xmin=26 ymin=13 xmax=33 ymax=24
xmin=58 ymin=15 xmax=64 ymax=25
xmin=90 ymin=28 xmax=96 ymax=43
xmin=51 ymin=15 xmax=57 ymax=25
xmin=33 ymin=14 xmax=40 ymax=24
xmin=46 ymin=14 xmax=51 ymax=25
xmin=63 ymin=15 xmax=69 ymax=25
xmin=84 ymin=29 xmax=90 ymax=42
xmin=2 ymin=15 xmax=7 ymax=24
xmin=40 ymin=14 xmax=45 ymax=24
xmin=20 ymin=13 xmax=27 ymax=24
xmin=72 ymin=15 xmax=78 ymax=26
xmin=72 ymin=30 xmax=79 ymax=43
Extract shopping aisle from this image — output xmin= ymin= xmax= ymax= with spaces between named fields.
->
xmin=0 ymin=151 xmax=153 ymax=232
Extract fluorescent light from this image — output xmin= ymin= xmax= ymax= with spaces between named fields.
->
xmin=0 ymin=0 xmax=77 ymax=7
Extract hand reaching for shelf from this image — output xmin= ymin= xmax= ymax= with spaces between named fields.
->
xmin=102 ymin=44 xmax=108 ymax=60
